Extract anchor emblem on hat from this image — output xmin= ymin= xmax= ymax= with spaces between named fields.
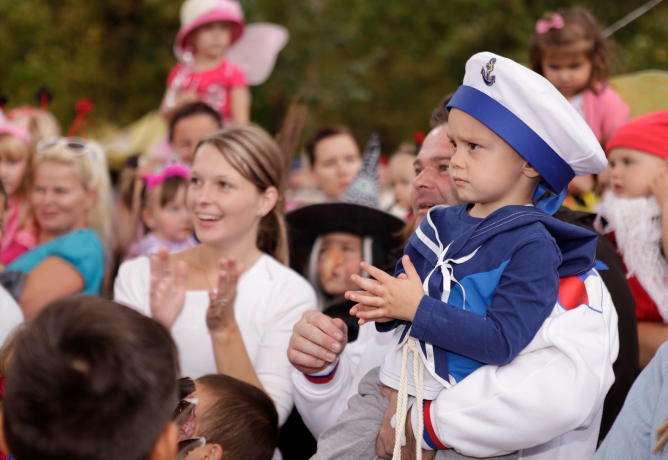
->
xmin=481 ymin=57 xmax=497 ymax=86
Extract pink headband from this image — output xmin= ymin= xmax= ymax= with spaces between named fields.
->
xmin=536 ymin=13 xmax=564 ymax=35
xmin=142 ymin=162 xmax=190 ymax=191
xmin=0 ymin=122 xmax=32 ymax=144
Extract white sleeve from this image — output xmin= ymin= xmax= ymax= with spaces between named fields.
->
xmin=292 ymin=322 xmax=393 ymax=438
xmin=253 ymin=273 xmax=317 ymax=426
xmin=426 ymin=271 xmax=619 ymax=457
xmin=0 ymin=286 xmax=23 ymax=346
xmin=292 ymin=326 xmax=367 ymax=437
xmin=113 ymin=257 xmax=151 ymax=316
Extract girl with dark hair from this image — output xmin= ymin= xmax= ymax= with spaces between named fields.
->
xmin=530 ymin=6 xmax=629 ymax=143
xmin=530 ymin=7 xmax=630 ymax=212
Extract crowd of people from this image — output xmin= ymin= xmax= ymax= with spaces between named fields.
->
xmin=1 ymin=1 xmax=668 ymax=459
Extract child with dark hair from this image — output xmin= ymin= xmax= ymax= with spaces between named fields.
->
xmin=530 ymin=6 xmax=629 ymax=143
xmin=169 ymin=102 xmax=222 ymax=165
xmin=530 ymin=7 xmax=630 ymax=212
xmin=181 ymin=374 xmax=279 ymax=460
xmin=0 ymin=296 xmax=180 ymax=460
xmin=124 ymin=163 xmax=196 ymax=260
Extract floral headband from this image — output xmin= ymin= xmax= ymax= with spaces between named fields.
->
xmin=142 ymin=162 xmax=190 ymax=191
xmin=536 ymin=13 xmax=564 ymax=35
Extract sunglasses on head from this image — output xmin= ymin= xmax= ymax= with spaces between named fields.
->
xmin=37 ymin=137 xmax=92 ymax=155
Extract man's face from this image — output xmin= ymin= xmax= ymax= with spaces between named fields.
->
xmin=411 ymin=124 xmax=461 ymax=227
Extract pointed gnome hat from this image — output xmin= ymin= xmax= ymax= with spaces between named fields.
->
xmin=340 ymin=134 xmax=381 ymax=207
xmin=287 ymin=133 xmax=405 ymax=284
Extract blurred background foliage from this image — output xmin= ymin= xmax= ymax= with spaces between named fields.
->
xmin=1 ymin=0 xmax=667 ymax=153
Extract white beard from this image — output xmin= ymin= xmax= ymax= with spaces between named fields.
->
xmin=597 ymin=192 xmax=668 ymax=322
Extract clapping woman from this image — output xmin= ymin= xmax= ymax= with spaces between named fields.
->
xmin=114 ymin=125 xmax=316 ymax=425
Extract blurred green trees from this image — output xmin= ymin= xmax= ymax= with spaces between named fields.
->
xmin=1 ymin=0 xmax=667 ymax=152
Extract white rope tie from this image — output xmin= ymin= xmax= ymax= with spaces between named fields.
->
xmin=393 ymin=337 xmax=425 ymax=460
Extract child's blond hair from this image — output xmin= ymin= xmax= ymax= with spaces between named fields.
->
xmin=0 ymin=133 xmax=34 ymax=199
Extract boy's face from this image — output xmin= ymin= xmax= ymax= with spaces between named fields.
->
xmin=182 ymin=384 xmax=218 ymax=460
xmin=608 ymin=148 xmax=667 ymax=198
xmin=317 ymin=232 xmax=363 ymax=296
xmin=447 ymin=109 xmax=539 ymax=217
xmin=172 ymin=114 xmax=220 ymax=165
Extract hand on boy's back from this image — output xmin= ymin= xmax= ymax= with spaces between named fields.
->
xmin=651 ymin=168 xmax=668 ymax=208
xmin=347 ymin=255 xmax=424 ymax=325
xmin=288 ymin=310 xmax=348 ymax=375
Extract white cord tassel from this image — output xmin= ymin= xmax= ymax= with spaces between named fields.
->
xmin=393 ymin=337 xmax=425 ymax=460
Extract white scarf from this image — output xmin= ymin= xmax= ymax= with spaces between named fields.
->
xmin=597 ymin=192 xmax=668 ymax=322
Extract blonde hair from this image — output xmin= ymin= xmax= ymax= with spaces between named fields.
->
xmin=0 ymin=133 xmax=34 ymax=198
xmin=197 ymin=125 xmax=289 ymax=265
xmin=33 ymin=140 xmax=115 ymax=257
xmin=28 ymin=110 xmax=61 ymax=143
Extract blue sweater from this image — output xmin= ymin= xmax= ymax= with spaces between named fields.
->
xmin=379 ymin=205 xmax=598 ymax=385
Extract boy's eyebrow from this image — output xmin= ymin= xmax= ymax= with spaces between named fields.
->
xmin=455 ymin=131 xmax=488 ymax=143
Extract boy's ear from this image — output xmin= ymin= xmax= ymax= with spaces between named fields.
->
xmin=522 ymin=162 xmax=541 ymax=179
xmin=0 ymin=412 xmax=10 ymax=457
xmin=148 ymin=422 xmax=178 ymax=460
xmin=206 ymin=443 xmax=224 ymax=460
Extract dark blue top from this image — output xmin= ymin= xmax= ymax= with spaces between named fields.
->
xmin=379 ymin=204 xmax=598 ymax=383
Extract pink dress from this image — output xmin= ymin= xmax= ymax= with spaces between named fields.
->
xmin=167 ymin=60 xmax=247 ymax=124
xmin=583 ymin=84 xmax=630 ymax=143
xmin=0 ymin=198 xmax=37 ymax=266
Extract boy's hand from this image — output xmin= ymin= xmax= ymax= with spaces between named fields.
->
xmin=651 ymin=169 xmax=668 ymax=208
xmin=346 ymin=255 xmax=424 ymax=324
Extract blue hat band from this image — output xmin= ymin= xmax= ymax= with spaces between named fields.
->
xmin=447 ymin=85 xmax=574 ymax=193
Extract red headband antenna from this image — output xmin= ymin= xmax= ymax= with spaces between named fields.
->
xmin=68 ymin=98 xmax=94 ymax=137
xmin=36 ymin=86 xmax=53 ymax=111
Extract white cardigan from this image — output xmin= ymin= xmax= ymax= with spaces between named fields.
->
xmin=0 ymin=285 xmax=23 ymax=346
xmin=114 ymin=254 xmax=316 ymax=425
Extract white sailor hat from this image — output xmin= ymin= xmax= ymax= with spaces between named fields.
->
xmin=447 ymin=52 xmax=606 ymax=196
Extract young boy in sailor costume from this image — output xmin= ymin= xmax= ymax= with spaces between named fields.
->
xmin=326 ymin=52 xmax=608 ymax=459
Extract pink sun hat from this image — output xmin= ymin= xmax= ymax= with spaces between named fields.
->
xmin=174 ymin=0 xmax=246 ymax=60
